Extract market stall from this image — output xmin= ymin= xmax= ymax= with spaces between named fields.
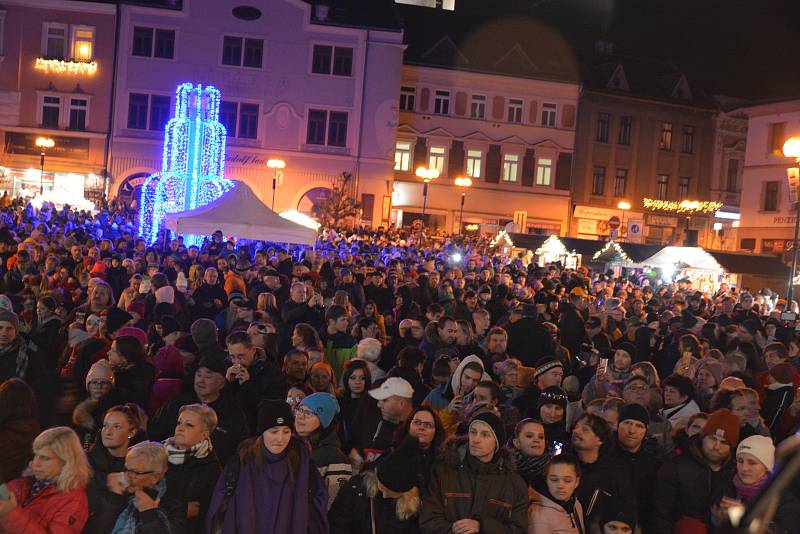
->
xmin=591 ymin=241 xmax=666 ymax=276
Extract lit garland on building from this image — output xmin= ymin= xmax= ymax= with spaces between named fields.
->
xmin=138 ymin=82 xmax=234 ymax=247
xmin=34 ymin=58 xmax=98 ymax=75
xmin=642 ymin=198 xmax=723 ymax=214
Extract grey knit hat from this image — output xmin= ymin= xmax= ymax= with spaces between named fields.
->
xmin=0 ymin=310 xmax=19 ymax=331
xmin=190 ymin=318 xmax=218 ymax=349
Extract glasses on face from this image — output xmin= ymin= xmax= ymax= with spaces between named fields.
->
xmin=411 ymin=419 xmax=435 ymax=430
xmin=625 ymin=385 xmax=649 ymax=393
xmin=295 ymin=407 xmax=316 ymax=419
xmin=286 ymin=395 xmax=303 ymax=405
xmin=125 ymin=468 xmax=155 ymax=477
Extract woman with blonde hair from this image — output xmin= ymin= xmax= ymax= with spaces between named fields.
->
xmin=0 ymin=426 xmax=91 ymax=533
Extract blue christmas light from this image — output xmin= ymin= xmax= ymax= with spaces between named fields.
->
xmin=138 ymin=82 xmax=234 ymax=247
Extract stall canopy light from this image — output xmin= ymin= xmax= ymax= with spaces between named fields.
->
xmin=592 ymin=240 xmax=630 ymax=263
xmin=643 ymin=198 xmax=723 ymax=214
xmin=34 ymin=58 xmax=98 ymax=75
xmin=714 ymin=210 xmax=740 ymax=220
xmin=279 ymin=209 xmax=320 ymax=230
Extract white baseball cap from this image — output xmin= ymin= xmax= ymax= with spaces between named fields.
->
xmin=368 ymin=377 xmax=414 ymax=400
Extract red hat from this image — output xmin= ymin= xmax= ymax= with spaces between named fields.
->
xmin=115 ymin=326 xmax=148 ymax=348
xmin=770 ymin=362 xmax=795 ymax=385
xmin=126 ymin=300 xmax=145 ymax=318
xmin=90 ymin=261 xmax=107 ymax=274
xmin=673 ymin=516 xmax=708 ymax=534
xmin=701 ymin=408 xmax=740 ymax=445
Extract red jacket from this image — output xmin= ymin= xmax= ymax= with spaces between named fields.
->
xmin=0 ymin=476 xmax=88 ymax=534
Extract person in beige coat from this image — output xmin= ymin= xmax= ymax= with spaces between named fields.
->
xmin=528 ymin=454 xmax=585 ymax=534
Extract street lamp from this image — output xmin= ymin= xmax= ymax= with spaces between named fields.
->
xmin=783 ymin=137 xmax=800 ymax=304
xmin=454 ymin=176 xmax=472 ymax=233
xmin=267 ymin=158 xmax=286 ymax=210
xmin=415 ymin=166 xmax=439 ymax=217
xmin=35 ymin=137 xmax=54 ymax=193
xmin=617 ymin=200 xmax=631 ymax=241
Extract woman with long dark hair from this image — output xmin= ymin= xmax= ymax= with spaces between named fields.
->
xmin=107 ymin=335 xmax=155 ymax=409
xmin=338 ymin=360 xmax=371 ymax=448
xmin=393 ymin=406 xmax=446 ymax=488
xmin=206 ymin=400 xmax=328 ymax=534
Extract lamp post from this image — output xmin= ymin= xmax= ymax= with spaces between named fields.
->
xmin=415 ymin=166 xmax=439 ymax=219
xmin=454 ymin=176 xmax=472 ymax=233
xmin=783 ymin=137 xmax=800 ymax=305
xmin=267 ymin=158 xmax=286 ymax=210
xmin=617 ymin=200 xmax=631 ymax=241
xmin=35 ymin=137 xmax=54 ymax=193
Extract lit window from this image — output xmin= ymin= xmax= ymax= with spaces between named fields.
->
xmin=678 ymin=176 xmax=690 ymax=200
xmin=659 ymin=122 xmax=673 ymax=150
xmin=71 ymin=27 xmax=94 ymax=62
xmin=429 ymin=146 xmax=446 ymax=173
xmin=535 ymin=158 xmax=553 ymax=186
xmin=656 ymin=174 xmax=669 ymax=200
xmin=466 ymin=150 xmax=482 ymax=178
xmin=507 ymin=99 xmax=523 ymax=123
xmin=395 ymin=141 xmax=411 ymax=171
xmin=541 ymin=103 xmax=557 ymax=127
xmin=470 ymin=95 xmax=485 ymax=119
xmin=68 ymin=98 xmax=87 ymax=130
xmin=503 ymin=154 xmax=519 ymax=182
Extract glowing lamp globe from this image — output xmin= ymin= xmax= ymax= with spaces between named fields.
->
xmin=784 ymin=137 xmax=800 ymax=159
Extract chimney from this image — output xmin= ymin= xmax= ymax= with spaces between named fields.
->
xmin=314 ymin=4 xmax=330 ymax=21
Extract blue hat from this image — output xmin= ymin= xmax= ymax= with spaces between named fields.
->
xmin=298 ymin=392 xmax=340 ymax=429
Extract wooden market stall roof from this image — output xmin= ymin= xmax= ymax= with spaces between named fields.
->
xmin=708 ymin=251 xmax=790 ymax=277
xmin=592 ymin=241 xmax=666 ymax=265
xmin=508 ymin=234 xmax=606 ymax=258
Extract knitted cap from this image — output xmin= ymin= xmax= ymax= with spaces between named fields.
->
xmin=533 ymin=357 xmax=563 ymax=379
xmin=618 ymin=403 xmax=650 ymax=427
xmin=106 ymin=307 xmax=132 ymax=335
xmin=256 ymin=400 xmax=294 ymax=434
xmin=770 ymin=362 xmax=794 ymax=386
xmin=616 ymin=342 xmax=638 ymax=361
xmin=701 ymin=408 xmax=740 ymax=445
xmin=191 ymin=318 xmax=218 ymax=349
xmin=154 ymin=285 xmax=175 ymax=305
xmin=376 ymin=436 xmax=421 ymax=493
xmin=737 ymin=435 xmax=775 ymax=471
xmin=698 ymin=359 xmax=724 ymax=386
xmin=536 ymin=386 xmax=568 ymax=411
xmin=116 ymin=326 xmax=148 ymax=349
xmin=469 ymin=411 xmax=505 ymax=452
xmin=159 ymin=315 xmax=181 ymax=338
xmin=298 ymin=392 xmax=340 ymax=429
xmin=600 ymin=498 xmax=637 ymax=530
xmin=0 ymin=310 xmax=19 ymax=331
xmin=85 ymin=358 xmax=114 ymax=389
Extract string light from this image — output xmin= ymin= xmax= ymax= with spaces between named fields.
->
xmin=592 ymin=240 xmax=631 ymax=263
xmin=138 ymin=82 xmax=233 ymax=247
xmin=34 ymin=58 xmax=98 ymax=75
xmin=642 ymin=198 xmax=723 ymax=214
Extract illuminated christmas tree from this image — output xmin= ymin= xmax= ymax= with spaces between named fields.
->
xmin=138 ymin=82 xmax=234 ymax=247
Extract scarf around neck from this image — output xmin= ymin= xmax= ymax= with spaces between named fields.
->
xmin=733 ymin=473 xmax=768 ymax=502
xmin=164 ymin=437 xmax=212 ymax=465
xmin=511 ymin=447 xmax=549 ymax=484
xmin=111 ymin=478 xmax=168 ymax=534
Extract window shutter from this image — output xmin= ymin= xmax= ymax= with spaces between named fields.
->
xmin=448 ymin=140 xmax=465 ymax=178
xmin=413 ymin=137 xmax=427 ymax=170
xmin=521 ymin=148 xmax=535 ymax=186
xmin=419 ymin=88 xmax=430 ymax=112
xmin=485 ymin=144 xmax=501 ymax=183
xmin=454 ymin=92 xmax=467 ymax=116
xmin=562 ymin=104 xmax=576 ymax=128
xmin=528 ymin=101 xmax=538 ymax=124
xmin=492 ymin=96 xmax=505 ymax=121
xmin=555 ymin=152 xmax=572 ymax=190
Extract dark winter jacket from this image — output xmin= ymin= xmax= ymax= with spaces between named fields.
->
xmin=83 ymin=443 xmax=128 ymax=534
xmin=652 ymin=435 xmax=735 ymax=534
xmin=574 ymin=446 xmax=636 ymax=524
xmin=0 ymin=416 xmax=39 ymax=483
xmin=330 ymin=471 xmax=422 ymax=534
xmin=505 ymin=317 xmax=556 ymax=367
xmin=164 ymin=450 xmax=222 ymax=532
xmin=419 ymin=438 xmax=528 ymax=534
xmin=225 ymin=350 xmax=288 ymax=431
xmin=113 ymin=361 xmax=156 ymax=410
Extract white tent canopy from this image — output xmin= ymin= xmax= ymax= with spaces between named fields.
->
xmin=641 ymin=246 xmax=723 ymax=272
xmin=165 ymin=181 xmax=318 ymax=246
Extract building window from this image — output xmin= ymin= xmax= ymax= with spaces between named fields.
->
xmin=596 ymin=113 xmax=610 ymax=143
xmin=306 ymin=109 xmax=348 ymax=146
xmin=311 ymin=45 xmax=353 ymax=76
xmin=154 ymin=29 xmax=175 ymax=59
xmin=332 ymin=47 xmax=353 ymax=76
xmin=43 ymin=23 xmax=67 ymax=60
xmin=726 ymin=159 xmax=739 ymax=192
xmin=327 ymin=111 xmax=348 ymax=146
xmin=222 ymin=36 xmax=263 ymax=68
xmin=220 ymin=101 xmax=237 ymax=136
xmin=618 ymin=116 xmax=632 ymax=145
xmin=429 ymin=146 xmax=446 ymax=173
xmin=541 ymin=103 xmax=557 ymax=127
xmin=127 ymin=93 xmax=148 ymax=129
xmin=656 ymin=174 xmax=669 ymax=200
xmin=507 ymin=99 xmax=523 ymax=123
xmin=764 ymin=181 xmax=779 ymax=211
xmin=682 ymin=126 xmax=694 ymax=153
xmin=434 ymin=90 xmax=450 ymax=115
xmin=133 ymin=27 xmax=175 ymax=59
xmin=306 ymin=109 xmax=327 ymax=145
xmin=238 ymin=103 xmax=259 ymax=139
xmin=678 ymin=176 xmax=690 ymax=199
xmin=536 ymin=157 xmax=553 ymax=186
xmin=394 ymin=141 xmax=411 ymax=171
xmin=503 ymin=154 xmax=519 ymax=182
xmin=592 ymin=166 xmax=606 ymax=195
xmin=68 ymin=98 xmax=87 ymax=130
xmin=400 ymin=86 xmax=415 ymax=111
xmin=659 ymin=122 xmax=673 ymax=150
xmin=614 ymin=169 xmax=627 ymax=197
xmin=769 ymin=122 xmax=786 ymax=155
xmin=148 ymin=95 xmax=170 ymax=131
xmin=42 ymin=96 xmax=61 ymax=128
xmin=132 ymin=27 xmax=153 ymax=57
xmin=470 ymin=95 xmax=485 ymax=119
xmin=71 ymin=26 xmax=94 ymax=62
xmin=466 ymin=150 xmax=482 ymax=178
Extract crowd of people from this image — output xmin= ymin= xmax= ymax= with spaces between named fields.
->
xmin=0 ymin=197 xmax=799 ymax=533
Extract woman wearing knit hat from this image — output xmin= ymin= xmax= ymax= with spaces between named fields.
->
xmin=419 ymin=411 xmax=528 ymax=533
xmin=711 ymin=435 xmax=800 ymax=532
xmin=536 ymin=386 xmax=571 ymax=451
xmin=294 ymin=392 xmax=352 ymax=509
xmin=329 ymin=436 xmax=423 ymax=534
xmin=206 ymin=400 xmax=328 ymax=534
xmin=72 ymin=359 xmax=123 ymax=451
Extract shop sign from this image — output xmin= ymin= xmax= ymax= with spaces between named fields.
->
xmin=573 ymin=204 xmax=620 ymax=221
xmin=227 ymin=152 xmax=268 ymax=166
xmin=773 ymin=216 xmax=797 ymax=225
xmin=577 ymin=219 xmax=598 ymax=235
xmin=4 ymin=132 xmax=89 ymax=159
xmin=646 ymin=213 xmax=678 ymax=227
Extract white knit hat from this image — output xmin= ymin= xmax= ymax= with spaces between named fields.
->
xmin=155 ymin=285 xmax=175 ymax=304
xmin=737 ymin=435 xmax=775 ymax=471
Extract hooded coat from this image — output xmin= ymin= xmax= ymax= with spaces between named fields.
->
xmin=424 ymin=355 xmax=490 ymax=434
xmin=419 ymin=437 xmax=528 ymax=534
